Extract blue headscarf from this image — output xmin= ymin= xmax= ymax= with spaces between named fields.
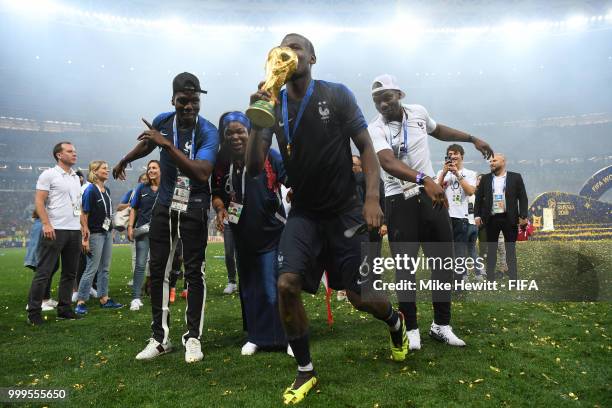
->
xmin=222 ymin=111 xmax=251 ymax=132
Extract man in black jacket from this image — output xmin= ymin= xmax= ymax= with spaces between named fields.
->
xmin=474 ymin=153 xmax=528 ymax=280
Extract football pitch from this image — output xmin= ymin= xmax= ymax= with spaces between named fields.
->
xmin=1 ymin=242 xmax=610 ymax=407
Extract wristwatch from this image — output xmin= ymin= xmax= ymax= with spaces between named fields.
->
xmin=416 ymin=171 xmax=428 ymax=185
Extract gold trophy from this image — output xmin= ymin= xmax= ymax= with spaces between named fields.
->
xmin=246 ymin=46 xmax=298 ymax=128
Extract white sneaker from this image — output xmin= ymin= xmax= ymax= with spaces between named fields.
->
xmin=41 ymin=300 xmax=55 ymax=311
xmin=130 ymin=299 xmax=141 ymax=311
xmin=71 ymin=292 xmax=78 ymax=303
xmin=185 ymin=338 xmax=204 ymax=363
xmin=45 ymin=299 xmax=58 ymax=308
xmin=137 ymin=299 xmax=144 ymax=307
xmin=407 ymin=329 xmax=421 ymax=350
xmin=223 ymin=282 xmax=237 ymax=295
xmin=429 ymin=323 xmax=466 ymax=347
xmin=27 ymin=302 xmax=55 ymax=312
xmin=287 ymin=344 xmax=294 ymax=357
xmin=336 ymin=290 xmax=347 ymax=301
xmin=90 ymin=288 xmax=98 ymax=298
xmin=135 ymin=338 xmax=172 ymax=360
xmin=241 ymin=342 xmax=258 ymax=356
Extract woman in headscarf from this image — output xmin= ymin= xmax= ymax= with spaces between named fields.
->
xmin=211 ymin=111 xmax=290 ymax=356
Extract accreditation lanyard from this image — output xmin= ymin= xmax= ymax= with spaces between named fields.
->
xmin=386 ymin=108 xmax=408 ymax=156
xmin=228 ymin=162 xmax=247 ymax=204
xmin=172 ymin=115 xmax=196 ymax=160
xmin=95 ymin=184 xmax=112 ymax=217
xmin=56 ymin=167 xmax=80 ymax=209
xmin=281 ymin=79 xmax=315 ymax=154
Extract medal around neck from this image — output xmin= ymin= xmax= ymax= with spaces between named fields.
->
xmin=246 ymin=46 xmax=298 ymax=128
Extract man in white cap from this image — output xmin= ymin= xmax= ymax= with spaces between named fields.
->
xmin=368 ymin=74 xmax=494 ymax=350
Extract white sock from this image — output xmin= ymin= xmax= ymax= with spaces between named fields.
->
xmin=298 ymin=363 xmax=314 ymax=372
xmin=393 ymin=318 xmax=401 ymax=331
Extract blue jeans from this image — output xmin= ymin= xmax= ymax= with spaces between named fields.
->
xmin=466 ymin=223 xmax=484 ymax=275
xmin=451 ymin=217 xmax=469 ymax=256
xmin=77 ymin=232 xmax=113 ymax=301
xmin=224 ymin=225 xmax=237 ymax=283
xmin=24 ymin=219 xmax=42 ymax=269
xmin=132 ymin=235 xmax=150 ymax=300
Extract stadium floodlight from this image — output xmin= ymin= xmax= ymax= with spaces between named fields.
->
xmin=2 ymin=0 xmax=612 ymax=39
xmin=2 ymin=0 xmax=64 ymax=15
xmin=566 ymin=15 xmax=589 ymax=30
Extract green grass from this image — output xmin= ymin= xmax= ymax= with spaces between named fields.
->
xmin=1 ymin=242 xmax=610 ymax=407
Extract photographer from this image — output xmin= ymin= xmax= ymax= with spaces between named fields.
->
xmin=436 ymin=144 xmax=477 ymax=278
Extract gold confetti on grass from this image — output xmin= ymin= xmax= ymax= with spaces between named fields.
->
xmin=490 ymin=366 xmax=501 ymax=373
xmin=73 ymin=383 xmax=84 ymax=390
xmin=541 ymin=373 xmax=559 ymax=384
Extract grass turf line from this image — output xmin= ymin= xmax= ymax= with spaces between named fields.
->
xmin=0 ymin=242 xmax=610 ymax=407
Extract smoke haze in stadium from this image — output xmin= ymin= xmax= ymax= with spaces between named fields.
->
xmin=0 ymin=0 xmax=611 ymax=203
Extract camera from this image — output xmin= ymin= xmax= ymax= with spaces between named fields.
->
xmin=445 ymin=155 xmax=453 ymax=164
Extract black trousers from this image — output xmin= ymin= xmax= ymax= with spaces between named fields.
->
xmin=386 ymin=193 xmax=454 ymax=330
xmin=28 ymin=229 xmax=81 ymax=317
xmin=485 ymin=214 xmax=518 ymax=280
xmin=169 ymin=239 xmax=183 ymax=289
xmin=42 ymin=259 xmax=60 ymax=300
xmin=149 ymin=204 xmax=208 ymax=345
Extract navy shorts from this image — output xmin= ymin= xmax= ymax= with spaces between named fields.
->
xmin=277 ymin=205 xmax=373 ymax=294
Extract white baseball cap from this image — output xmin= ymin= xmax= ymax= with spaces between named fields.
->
xmin=371 ymin=74 xmax=405 ymax=99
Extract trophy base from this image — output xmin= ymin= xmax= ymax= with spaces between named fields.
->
xmin=246 ymin=101 xmax=276 ymax=128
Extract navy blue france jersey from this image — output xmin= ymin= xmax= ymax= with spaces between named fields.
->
xmin=152 ymin=112 xmax=219 ymax=209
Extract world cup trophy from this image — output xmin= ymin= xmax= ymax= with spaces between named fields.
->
xmin=246 ymin=46 xmax=298 ymax=128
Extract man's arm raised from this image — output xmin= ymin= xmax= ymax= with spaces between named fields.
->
xmin=245 ymin=84 xmax=273 ymax=177
xmin=430 ymin=124 xmax=494 ymax=160
xmin=112 ymin=137 xmax=156 ymax=181
xmin=137 ymin=118 xmax=214 ymax=184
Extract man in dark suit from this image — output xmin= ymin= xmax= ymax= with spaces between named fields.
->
xmin=474 ymin=153 xmax=528 ymax=280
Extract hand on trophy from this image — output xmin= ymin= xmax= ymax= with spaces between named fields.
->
xmin=250 ymin=81 xmax=271 ymax=106
xmin=246 ymin=47 xmax=298 ymax=128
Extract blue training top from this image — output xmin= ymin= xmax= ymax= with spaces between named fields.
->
xmin=82 ymin=183 xmax=112 ymax=233
xmin=130 ymin=183 xmax=159 ymax=228
xmin=152 ymin=111 xmax=218 ymax=210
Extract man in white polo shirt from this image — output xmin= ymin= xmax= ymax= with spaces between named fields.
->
xmin=27 ymin=141 xmax=88 ymax=325
xmin=368 ymin=74 xmax=493 ymax=350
